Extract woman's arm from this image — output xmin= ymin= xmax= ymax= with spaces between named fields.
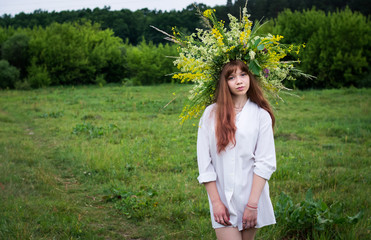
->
xmin=204 ymin=181 xmax=232 ymax=226
xmin=242 ymin=174 xmax=266 ymax=229
xmin=247 ymin=174 xmax=266 ymax=206
xmin=242 ymin=109 xmax=276 ymax=229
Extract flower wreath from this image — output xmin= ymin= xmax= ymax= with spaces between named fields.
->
xmin=153 ymin=3 xmax=311 ymax=124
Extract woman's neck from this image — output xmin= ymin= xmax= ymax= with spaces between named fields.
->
xmin=232 ymin=95 xmax=248 ymax=114
xmin=232 ymin=94 xmax=248 ymax=108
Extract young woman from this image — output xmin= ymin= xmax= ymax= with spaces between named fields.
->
xmin=197 ymin=60 xmax=276 ymax=240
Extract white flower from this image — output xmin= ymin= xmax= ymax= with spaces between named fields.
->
xmin=249 ymin=50 xmax=256 ymax=60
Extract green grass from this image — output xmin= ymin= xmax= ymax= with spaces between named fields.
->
xmin=0 ymin=84 xmax=370 ymax=239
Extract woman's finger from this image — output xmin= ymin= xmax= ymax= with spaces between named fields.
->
xmin=249 ymin=220 xmax=256 ymax=228
xmin=223 ymin=215 xmax=231 ymax=225
xmin=219 ymin=218 xmax=227 ymax=226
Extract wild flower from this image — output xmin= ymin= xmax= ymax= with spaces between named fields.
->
xmin=152 ymin=4 xmax=312 ymax=123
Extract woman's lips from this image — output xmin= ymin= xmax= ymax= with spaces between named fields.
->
xmin=237 ymin=86 xmax=245 ymax=90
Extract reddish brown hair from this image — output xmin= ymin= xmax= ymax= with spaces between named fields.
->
xmin=215 ymin=60 xmax=275 ymax=153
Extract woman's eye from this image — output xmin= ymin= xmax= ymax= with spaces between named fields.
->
xmin=228 ymin=76 xmax=234 ymax=80
xmin=241 ymin=73 xmax=247 ymax=76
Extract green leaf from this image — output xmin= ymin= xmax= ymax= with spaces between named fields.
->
xmin=249 ymin=60 xmax=262 ymax=75
xmin=347 ymin=210 xmax=364 ymax=224
xmin=257 ymin=44 xmax=265 ymax=51
xmin=305 ymin=188 xmax=314 ymax=201
xmin=253 ymin=38 xmax=261 ymax=48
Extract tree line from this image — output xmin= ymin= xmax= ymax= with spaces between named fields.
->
xmin=0 ymin=21 xmax=178 ymax=89
xmin=0 ymin=1 xmax=370 ymax=89
xmin=1 ymin=0 xmax=369 ymax=45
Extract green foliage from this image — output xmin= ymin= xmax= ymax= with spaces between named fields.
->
xmin=1 ymin=1 xmax=370 ymax=46
xmin=0 ymin=21 xmax=126 ymax=89
xmin=72 ymin=122 xmax=119 ymax=139
xmin=271 ymin=7 xmax=371 ymax=88
xmin=275 ymin=189 xmax=364 ymax=239
xmin=40 ymin=111 xmax=64 ymax=118
xmin=0 ymin=59 xmax=20 ymax=89
xmin=125 ymin=40 xmax=178 ymax=85
xmin=0 ymin=26 xmax=15 ymax=46
xmin=1 ymin=32 xmax=30 ymax=78
xmin=26 ymin=60 xmax=51 ymax=88
xmin=94 ymin=74 xmax=106 ymax=87
xmin=105 ymin=187 xmax=158 ymax=220
xmin=28 ymin=20 xmax=125 ymax=86
xmin=0 ymin=6 xmax=370 ymax=89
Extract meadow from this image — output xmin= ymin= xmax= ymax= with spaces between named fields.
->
xmin=0 ymin=84 xmax=370 ymax=239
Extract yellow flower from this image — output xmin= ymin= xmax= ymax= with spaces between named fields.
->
xmin=243 ymin=18 xmax=252 ymax=31
xmin=212 ymin=27 xmax=224 ymax=46
xmin=155 ymin=5 xmax=310 ymax=124
xmin=295 ymin=46 xmax=301 ymax=55
xmin=271 ymin=35 xmax=284 ymax=45
xmin=203 ymin=9 xmax=215 ymax=18
xmin=226 ymin=46 xmax=236 ymax=52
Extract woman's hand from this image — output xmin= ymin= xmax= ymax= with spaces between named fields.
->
xmin=242 ymin=204 xmax=257 ymax=229
xmin=212 ymin=200 xmax=232 ymax=226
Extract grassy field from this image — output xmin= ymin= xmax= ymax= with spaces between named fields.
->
xmin=0 ymin=84 xmax=370 ymax=239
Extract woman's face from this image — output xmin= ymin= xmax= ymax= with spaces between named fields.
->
xmin=227 ymin=68 xmax=250 ymax=97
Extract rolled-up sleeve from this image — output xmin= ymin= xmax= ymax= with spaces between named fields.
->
xmin=197 ymin=111 xmax=217 ymax=184
xmin=253 ymin=110 xmax=276 ymax=180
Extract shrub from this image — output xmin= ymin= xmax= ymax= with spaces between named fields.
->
xmin=26 ymin=60 xmax=51 ymax=88
xmin=0 ymin=60 xmax=20 ymax=89
xmin=28 ymin=20 xmax=125 ymax=86
xmin=270 ymin=7 xmax=371 ymax=89
xmin=0 ymin=26 xmax=16 ymax=47
xmin=275 ymin=189 xmax=364 ymax=239
xmin=125 ymin=39 xmax=178 ymax=85
xmin=14 ymin=80 xmax=31 ymax=90
xmin=1 ymin=32 xmax=30 ymax=78
xmin=94 ymin=74 xmax=106 ymax=87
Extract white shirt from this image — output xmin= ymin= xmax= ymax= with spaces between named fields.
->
xmin=197 ymin=99 xmax=276 ymax=230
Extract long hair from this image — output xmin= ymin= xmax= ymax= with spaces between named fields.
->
xmin=215 ymin=60 xmax=275 ymax=153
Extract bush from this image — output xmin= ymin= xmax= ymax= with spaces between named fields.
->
xmin=1 ymin=32 xmax=30 ymax=78
xmin=0 ymin=26 xmax=16 ymax=47
xmin=0 ymin=60 xmax=20 ymax=89
xmin=270 ymin=7 xmax=371 ymax=89
xmin=94 ymin=74 xmax=106 ymax=87
xmin=26 ymin=60 xmax=51 ymax=88
xmin=28 ymin=20 xmax=126 ymax=86
xmin=14 ymin=80 xmax=31 ymax=90
xmin=125 ymin=39 xmax=178 ymax=85
xmin=275 ymin=189 xmax=364 ymax=239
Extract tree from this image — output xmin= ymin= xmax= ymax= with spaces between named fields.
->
xmin=28 ymin=20 xmax=125 ymax=86
xmin=1 ymin=32 xmax=30 ymax=78
xmin=0 ymin=60 xmax=20 ymax=89
xmin=271 ymin=7 xmax=371 ymax=88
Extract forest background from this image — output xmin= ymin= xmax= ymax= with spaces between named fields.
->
xmin=0 ymin=0 xmax=370 ymax=90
